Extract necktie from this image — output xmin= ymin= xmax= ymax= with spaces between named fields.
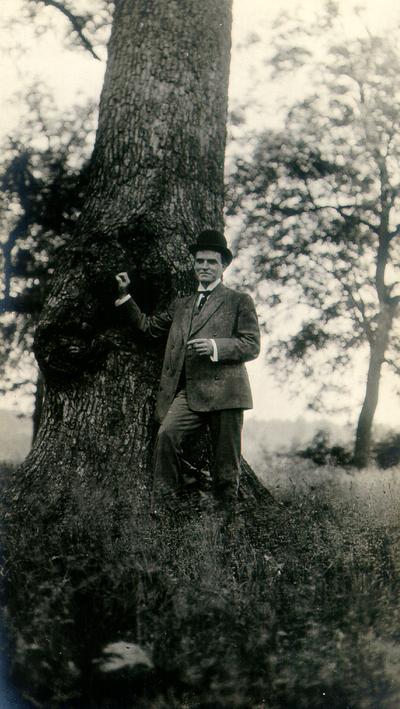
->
xmin=197 ymin=290 xmax=211 ymax=312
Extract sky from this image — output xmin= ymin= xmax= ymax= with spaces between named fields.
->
xmin=1 ymin=0 xmax=400 ymax=430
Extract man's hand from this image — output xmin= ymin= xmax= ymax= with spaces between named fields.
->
xmin=115 ymin=272 xmax=131 ymax=297
xmin=187 ymin=338 xmax=213 ymax=356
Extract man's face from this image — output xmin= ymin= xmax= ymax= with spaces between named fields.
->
xmin=194 ymin=250 xmax=225 ymax=286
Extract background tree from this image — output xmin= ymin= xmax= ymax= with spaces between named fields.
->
xmin=228 ymin=12 xmax=400 ymax=468
xmin=0 ymin=87 xmax=96 ymax=438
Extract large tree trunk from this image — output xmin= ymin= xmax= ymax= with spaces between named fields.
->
xmin=353 ymin=303 xmax=394 ymax=468
xmin=4 ymin=1 xmax=275 ymax=700
xmin=25 ymin=0 xmax=233 ymax=508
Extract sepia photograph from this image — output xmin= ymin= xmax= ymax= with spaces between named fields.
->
xmin=1 ymin=0 xmax=400 ymax=706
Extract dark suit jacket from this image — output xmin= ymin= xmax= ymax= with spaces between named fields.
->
xmin=118 ymin=283 xmax=260 ymax=422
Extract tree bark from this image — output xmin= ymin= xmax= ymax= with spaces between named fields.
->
xmin=353 ymin=302 xmax=394 ymax=468
xmin=31 ymin=368 xmax=45 ymax=444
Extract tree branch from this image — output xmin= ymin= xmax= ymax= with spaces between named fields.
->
xmin=270 ymin=200 xmax=379 ymax=234
xmin=303 ymin=177 xmax=380 ymax=234
xmin=32 ymin=0 xmax=101 ymax=60
xmin=384 ymin=357 xmax=400 ymax=377
xmin=340 ymin=281 xmax=374 ymax=344
xmin=388 ymin=224 xmax=400 ymax=240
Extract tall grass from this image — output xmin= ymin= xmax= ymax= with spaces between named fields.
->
xmin=1 ymin=457 xmax=400 ymax=708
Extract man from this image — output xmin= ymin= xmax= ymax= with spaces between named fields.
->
xmin=115 ymin=229 xmax=260 ymax=515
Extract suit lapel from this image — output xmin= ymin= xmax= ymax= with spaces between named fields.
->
xmin=180 ymin=294 xmax=197 ymax=344
xmin=189 ymin=283 xmax=225 ymax=337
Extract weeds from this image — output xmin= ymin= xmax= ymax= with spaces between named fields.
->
xmin=1 ymin=458 xmax=400 ymax=707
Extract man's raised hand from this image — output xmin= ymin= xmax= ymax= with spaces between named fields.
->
xmin=116 ymin=272 xmax=131 ymax=297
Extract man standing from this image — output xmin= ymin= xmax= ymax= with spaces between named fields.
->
xmin=115 ymin=230 xmax=260 ymax=515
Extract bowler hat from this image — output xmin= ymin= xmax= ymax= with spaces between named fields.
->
xmin=189 ymin=229 xmax=233 ymax=265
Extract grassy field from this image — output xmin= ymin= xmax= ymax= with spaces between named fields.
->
xmin=1 ymin=457 xmax=400 ymax=708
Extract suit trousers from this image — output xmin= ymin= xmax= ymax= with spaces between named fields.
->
xmin=152 ymin=389 xmax=243 ymax=510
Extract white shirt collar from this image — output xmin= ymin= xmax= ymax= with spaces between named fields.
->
xmin=197 ymin=278 xmax=221 ymax=293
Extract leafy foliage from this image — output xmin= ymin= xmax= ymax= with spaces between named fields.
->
xmin=0 ymin=86 xmax=96 ymax=408
xmin=374 ymin=432 xmax=400 ymax=469
xmin=298 ymin=429 xmax=353 ymax=467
